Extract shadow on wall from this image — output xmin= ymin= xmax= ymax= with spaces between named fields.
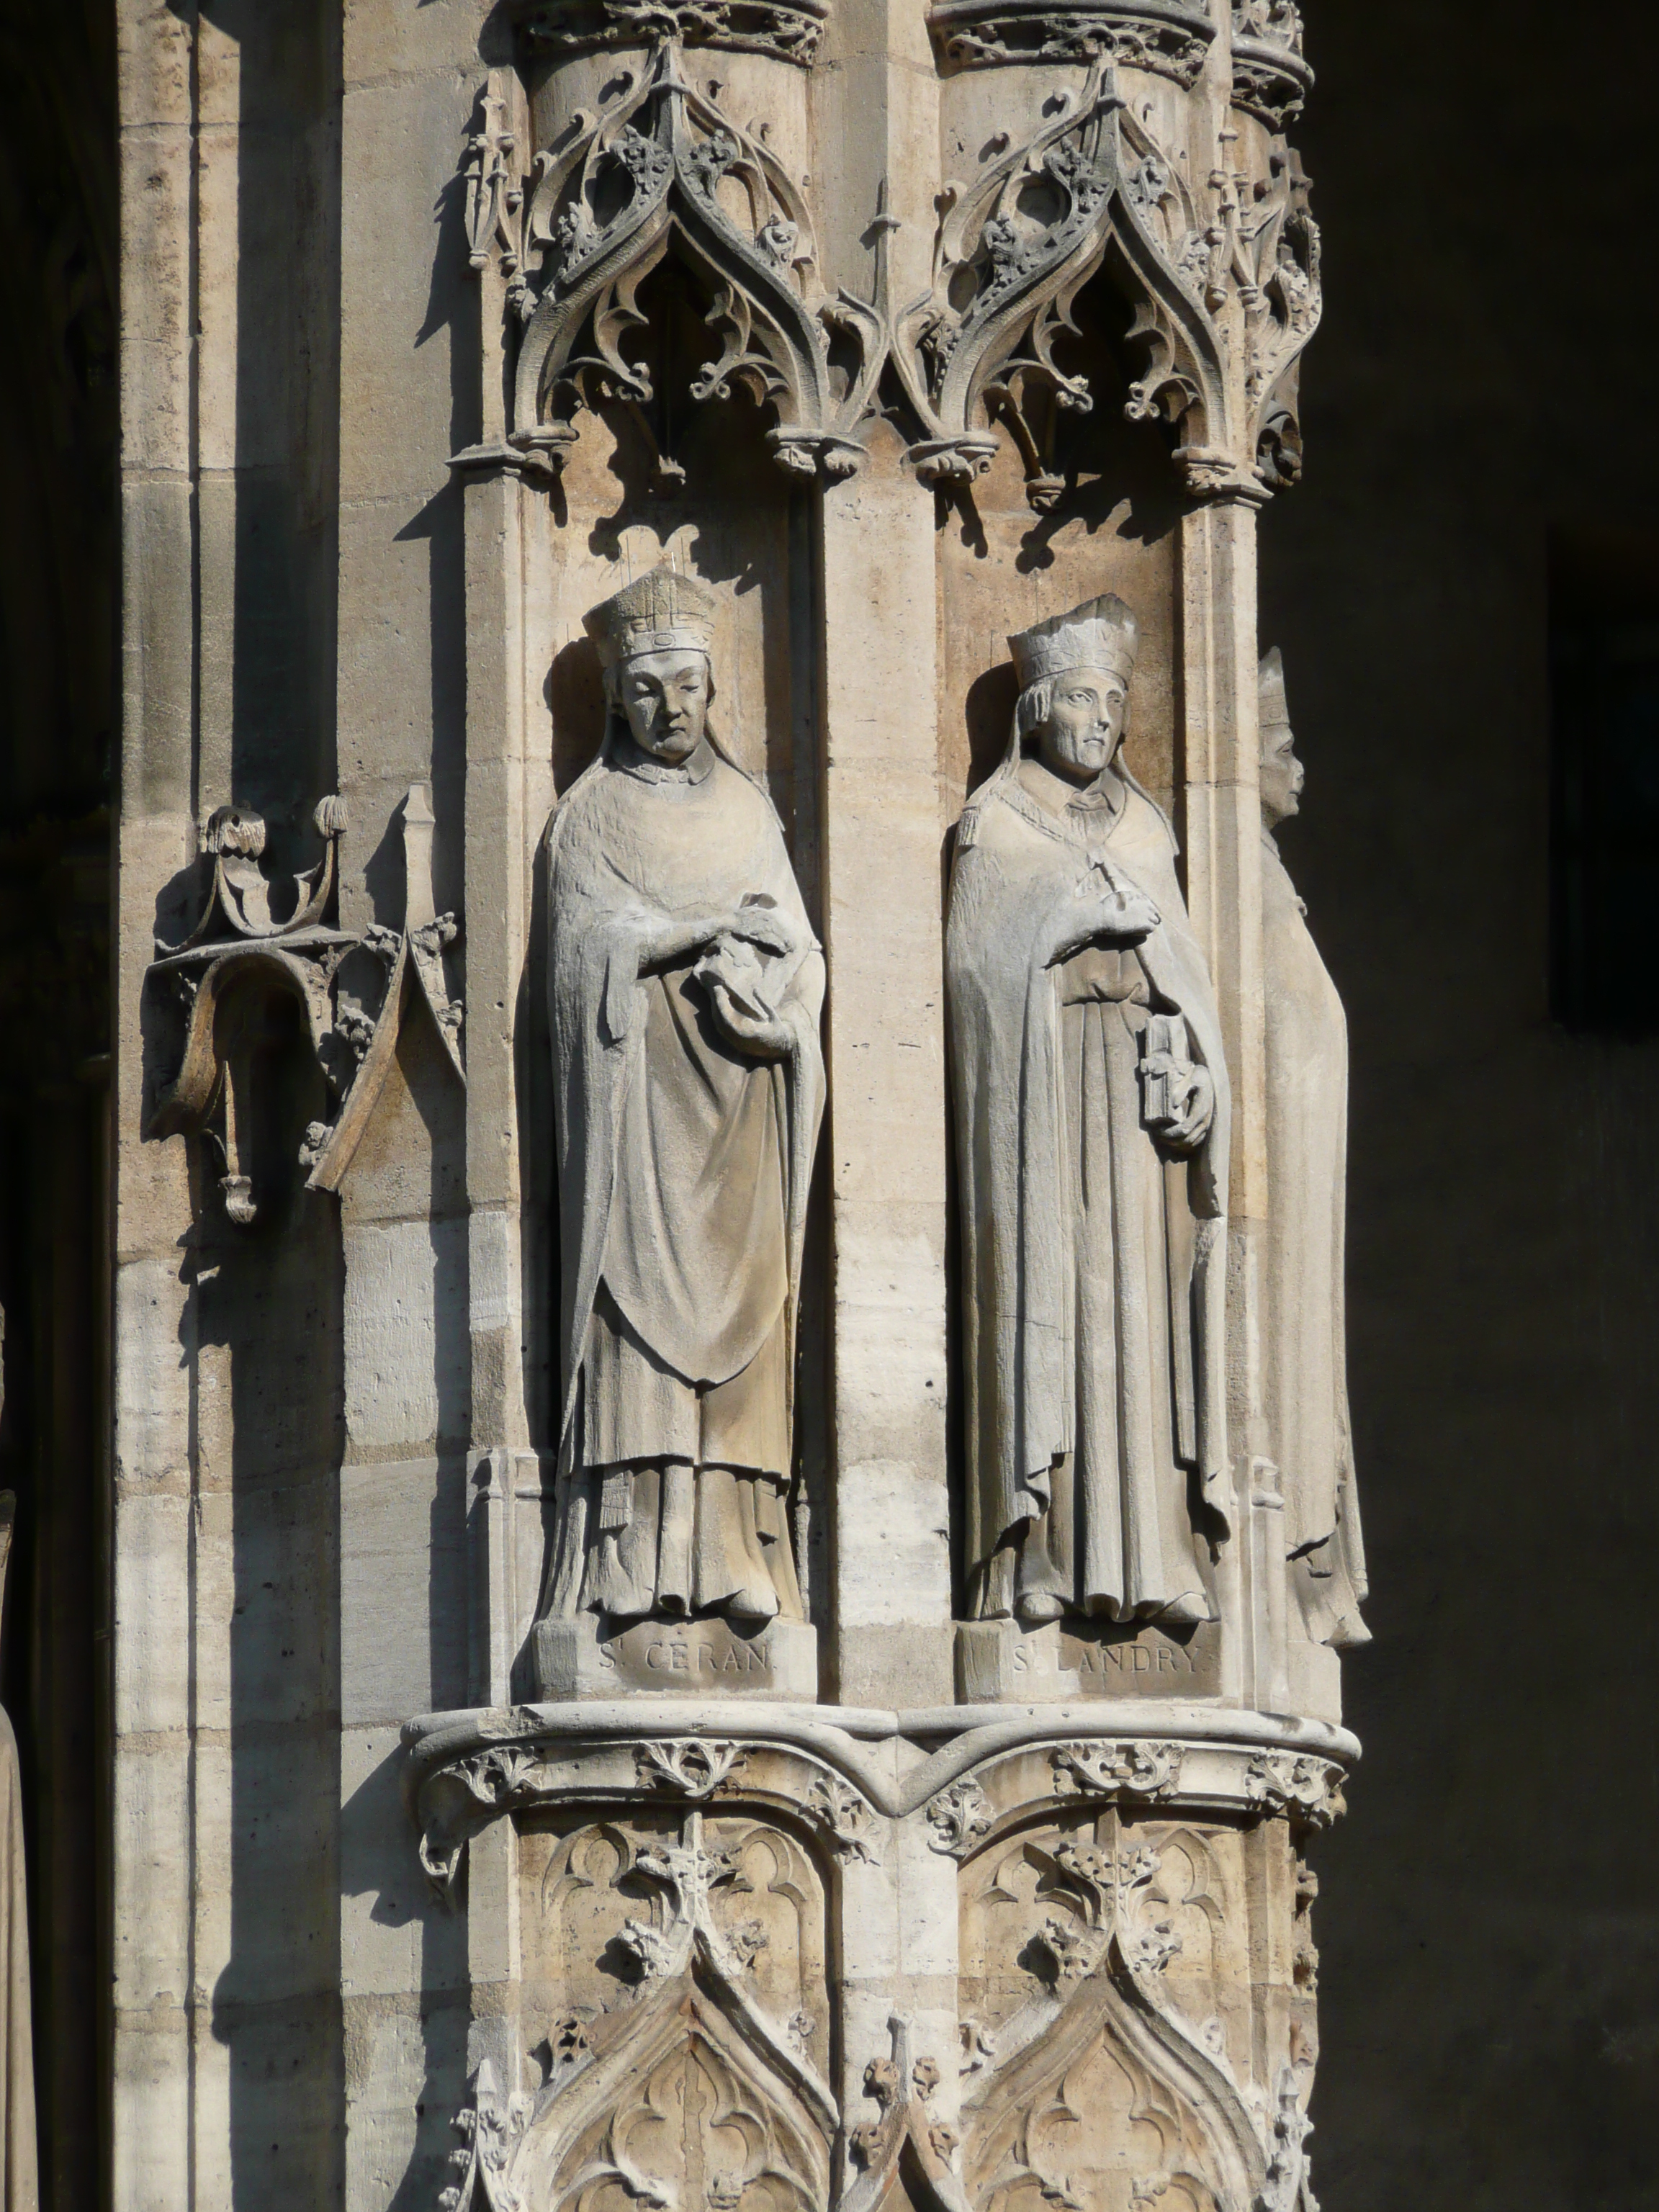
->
xmin=197 ymin=1041 xmax=346 ymax=2201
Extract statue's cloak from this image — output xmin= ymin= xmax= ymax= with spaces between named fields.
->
xmin=1262 ymin=831 xmax=1368 ymax=1645
xmin=546 ymin=729 xmax=825 ymax=1458
xmin=947 ymin=757 xmax=1233 ymax=1587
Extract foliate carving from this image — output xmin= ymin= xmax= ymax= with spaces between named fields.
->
xmin=805 ymin=1772 xmax=881 ymax=1865
xmin=632 ymin=1738 xmax=748 ymax=1797
xmin=1259 ymin=2066 xmax=1314 ymax=2212
xmin=482 ymin=1813 xmax=838 ymax=2212
xmin=1051 ymin=1741 xmax=1185 ymax=1803
xmin=442 ymin=2062 xmax=530 ymax=2212
xmin=1243 ymin=1753 xmax=1346 ymax=1828
xmin=1231 ymin=1 xmax=1313 ymax=132
xmin=962 ymin=1827 xmax=1270 ymax=2212
xmin=928 ymin=0 xmax=1213 ymax=81
xmin=418 ymin=1746 xmax=558 ymax=1889
xmin=1031 ymin=1840 xmax=1181 ymax=1982
xmin=889 ymin=60 xmax=1321 ymax=502
xmin=619 ymin=1817 xmax=773 ymax=1983
xmin=493 ymin=45 xmax=884 ymax=482
xmin=925 ymin=1776 xmax=994 ymax=1858
xmin=844 ymin=2017 xmax=974 ymax=2212
xmin=519 ymin=0 xmax=830 ymax=67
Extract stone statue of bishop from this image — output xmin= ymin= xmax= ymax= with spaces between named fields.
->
xmin=1259 ymin=647 xmax=1369 ymax=1648
xmin=539 ymin=567 xmax=825 ymax=1631
xmin=948 ymin=595 xmax=1231 ymax=1630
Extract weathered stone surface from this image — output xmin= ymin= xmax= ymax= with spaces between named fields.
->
xmin=112 ymin=0 xmax=1362 ymax=2202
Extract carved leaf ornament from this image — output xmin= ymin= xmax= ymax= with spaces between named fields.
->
xmin=508 ymin=41 xmax=883 ymax=481
xmin=447 ymin=1811 xmax=839 ymax=2212
xmin=886 ymin=60 xmax=1321 ymax=505
xmin=961 ymin=1835 xmax=1292 ymax=2212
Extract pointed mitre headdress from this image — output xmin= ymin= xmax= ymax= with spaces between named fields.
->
xmin=1009 ymin=593 xmax=1140 ymax=689
xmin=584 ymin=565 xmax=717 ymax=673
xmin=1259 ymin=645 xmax=1290 ymax=723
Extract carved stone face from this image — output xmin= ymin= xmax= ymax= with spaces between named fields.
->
xmin=618 ymin=649 xmax=711 ymax=764
xmin=1259 ymin=718 xmax=1304 ymax=827
xmin=1035 ymin=665 xmax=1129 ymax=785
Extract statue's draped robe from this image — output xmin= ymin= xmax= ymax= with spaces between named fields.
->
xmin=544 ymin=734 xmax=825 ymax=1623
xmin=948 ymin=756 xmax=1231 ymax=1625
xmin=1262 ymin=831 xmax=1368 ymax=1646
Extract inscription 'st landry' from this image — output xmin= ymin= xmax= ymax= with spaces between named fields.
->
xmin=528 ymin=567 xmax=826 ymax=1694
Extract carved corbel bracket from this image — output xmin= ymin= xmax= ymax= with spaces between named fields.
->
xmin=406 ymin=1716 xmax=889 ymax=1896
xmin=467 ymin=45 xmax=885 ymax=487
xmin=143 ymin=786 xmax=464 ymax=1226
xmin=145 ymin=796 xmax=354 ymax=1225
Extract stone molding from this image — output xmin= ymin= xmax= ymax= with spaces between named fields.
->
xmin=514 ymin=0 xmax=830 ymax=68
xmin=403 ymin=1697 xmax=1359 ymax=1890
xmin=927 ymin=0 xmax=1214 ymax=80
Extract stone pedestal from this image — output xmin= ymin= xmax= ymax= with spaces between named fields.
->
xmin=956 ymin=1617 xmax=1226 ymax=1703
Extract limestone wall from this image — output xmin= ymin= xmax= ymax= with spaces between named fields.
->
xmin=113 ymin=4 xmax=1359 ymax=2208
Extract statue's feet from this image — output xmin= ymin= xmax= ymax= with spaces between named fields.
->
xmin=1154 ymin=1588 xmax=1213 ymax=1628
xmin=1015 ymin=1590 xmax=1066 ymax=1627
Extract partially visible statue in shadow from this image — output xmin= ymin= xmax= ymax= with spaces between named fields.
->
xmin=539 ymin=568 xmax=826 ymax=1631
xmin=1259 ymin=649 xmax=1369 ymax=1647
xmin=948 ymin=597 xmax=1231 ymax=1632
xmin=0 ymin=1320 xmax=37 ymax=2209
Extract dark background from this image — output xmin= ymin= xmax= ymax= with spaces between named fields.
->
xmin=4 ymin=0 xmax=1659 ymax=2205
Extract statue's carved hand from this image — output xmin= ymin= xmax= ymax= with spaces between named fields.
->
xmin=720 ymin=898 xmax=796 ymax=959
xmin=705 ymin=979 xmax=793 ymax=1059
xmin=1044 ymin=887 xmax=1161 ymax=966
xmin=1142 ymin=1056 xmax=1215 ymax=1152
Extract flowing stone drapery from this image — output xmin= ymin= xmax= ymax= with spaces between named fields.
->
xmin=539 ymin=570 xmax=826 ymax=1629
xmin=948 ymin=601 xmax=1233 ymax=1630
xmin=1260 ymin=648 xmax=1368 ymax=1648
